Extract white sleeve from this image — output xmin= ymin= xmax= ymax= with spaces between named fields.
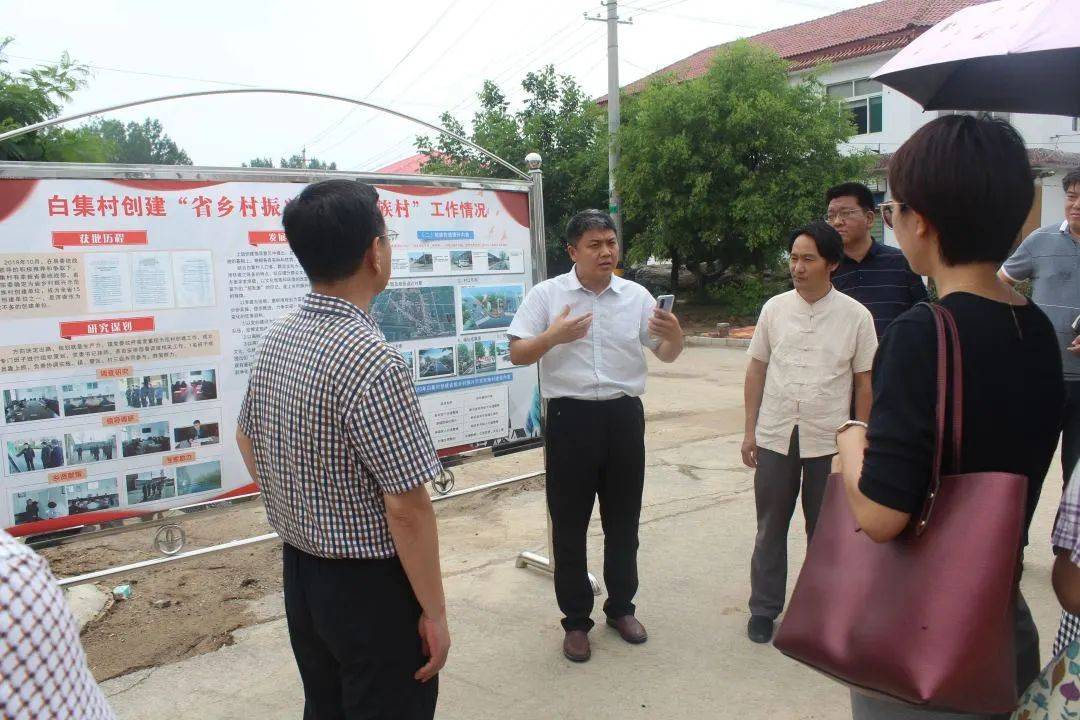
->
xmin=507 ymin=283 xmax=549 ymax=340
xmin=639 ymin=291 xmax=660 ymax=349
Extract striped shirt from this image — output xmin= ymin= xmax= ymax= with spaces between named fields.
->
xmin=832 ymin=241 xmax=928 ymax=338
xmin=238 ymin=293 xmax=441 ymax=559
xmin=0 ymin=530 xmax=116 ymax=720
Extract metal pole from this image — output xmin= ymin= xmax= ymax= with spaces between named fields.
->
xmin=515 ymin=153 xmax=600 ymax=596
xmin=606 ymin=0 xmax=624 ymax=242
xmin=57 ymin=470 xmax=545 ymax=588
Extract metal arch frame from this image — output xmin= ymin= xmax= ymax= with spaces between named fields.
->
xmin=0 ymin=87 xmax=531 ymax=182
xmin=0 ymin=89 xmax=590 ymax=594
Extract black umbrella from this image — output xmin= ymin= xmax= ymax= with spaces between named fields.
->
xmin=872 ymin=0 xmax=1080 ymax=116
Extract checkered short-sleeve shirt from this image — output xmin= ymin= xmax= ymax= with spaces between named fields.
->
xmin=0 ymin=530 xmax=116 ymax=720
xmin=238 ymin=293 xmax=442 ymax=559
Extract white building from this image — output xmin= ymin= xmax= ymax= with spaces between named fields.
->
xmin=616 ymin=0 xmax=1080 ymax=245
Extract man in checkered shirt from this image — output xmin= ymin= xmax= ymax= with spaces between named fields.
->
xmin=237 ymin=180 xmax=448 ymax=719
xmin=0 ymin=529 xmax=116 ymax=719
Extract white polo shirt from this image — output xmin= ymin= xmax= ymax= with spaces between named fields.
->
xmin=748 ymin=288 xmax=878 ymax=458
xmin=508 ymin=267 xmax=659 ymax=400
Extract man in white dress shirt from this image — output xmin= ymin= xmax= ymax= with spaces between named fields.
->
xmin=508 ymin=210 xmax=684 ymax=663
xmin=742 ymin=220 xmax=877 ymax=644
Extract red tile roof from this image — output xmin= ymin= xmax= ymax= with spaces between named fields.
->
xmin=609 ymin=0 xmax=992 ymax=100
xmin=375 ymin=153 xmax=431 ymax=175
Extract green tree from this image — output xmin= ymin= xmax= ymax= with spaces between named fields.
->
xmin=0 ymin=37 xmax=111 ymax=162
xmin=85 ymin=117 xmax=192 ymax=165
xmin=617 ymin=41 xmax=874 ymax=292
xmin=243 ymin=155 xmax=337 ymax=170
xmin=415 ymin=65 xmax=607 ymax=273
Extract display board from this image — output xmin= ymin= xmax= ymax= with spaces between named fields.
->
xmin=0 ymin=169 xmax=540 ymax=536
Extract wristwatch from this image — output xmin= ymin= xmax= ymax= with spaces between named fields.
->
xmin=836 ymin=420 xmax=868 ymax=436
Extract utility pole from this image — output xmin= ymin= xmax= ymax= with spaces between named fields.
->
xmin=586 ymin=2 xmax=631 ymax=245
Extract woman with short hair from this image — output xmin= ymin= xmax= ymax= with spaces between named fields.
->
xmin=833 ymin=114 xmax=1064 ymax=718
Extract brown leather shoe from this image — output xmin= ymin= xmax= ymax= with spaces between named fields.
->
xmin=562 ymin=630 xmax=591 ymax=662
xmin=606 ymin=615 xmax=648 ymax=644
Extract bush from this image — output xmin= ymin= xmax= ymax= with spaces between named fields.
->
xmin=706 ymin=273 xmax=790 ymax=321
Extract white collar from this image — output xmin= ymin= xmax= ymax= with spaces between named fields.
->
xmin=564 ymin=265 xmax=625 ymax=295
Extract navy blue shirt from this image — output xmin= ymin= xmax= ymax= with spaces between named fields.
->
xmin=832 ymin=241 xmax=928 ymax=338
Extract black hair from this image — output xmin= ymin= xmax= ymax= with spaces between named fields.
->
xmin=888 ymin=115 xmax=1033 ymax=266
xmin=825 ymin=182 xmax=876 ymax=212
xmin=281 ymin=180 xmax=385 ymax=283
xmin=1064 ymin=168 xmax=1080 ymax=193
xmin=787 ymin=220 xmax=844 ymax=264
xmin=565 ymin=209 xmax=617 ymax=246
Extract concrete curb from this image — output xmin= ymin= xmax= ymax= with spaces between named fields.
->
xmin=685 ymin=335 xmax=751 ymax=349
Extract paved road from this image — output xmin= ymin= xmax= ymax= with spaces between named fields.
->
xmin=98 ymin=347 xmax=1064 ymax=720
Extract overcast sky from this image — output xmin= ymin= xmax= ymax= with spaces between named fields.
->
xmin=4 ymin=0 xmax=875 ymax=171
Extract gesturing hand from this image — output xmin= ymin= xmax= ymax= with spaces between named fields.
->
xmin=547 ymin=305 xmax=592 ymax=347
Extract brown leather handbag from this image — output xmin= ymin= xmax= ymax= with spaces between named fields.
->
xmin=773 ymin=303 xmax=1028 ymax=714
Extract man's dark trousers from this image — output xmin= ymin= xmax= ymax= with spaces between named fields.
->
xmin=748 ymin=426 xmax=832 ymax=620
xmin=546 ymin=395 xmax=646 ymax=632
xmin=282 ymin=544 xmax=437 ymax=720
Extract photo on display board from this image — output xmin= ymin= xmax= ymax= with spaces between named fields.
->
xmin=125 ymin=468 xmax=176 ymax=505
xmin=176 ymin=459 xmax=222 ymax=496
xmin=495 ymin=341 xmax=513 ymax=371
xmin=408 ymin=252 xmax=434 ymax=273
xmin=12 ymin=485 xmax=67 ymax=524
xmin=418 ymin=347 xmax=455 ymax=381
xmin=3 ymin=385 xmax=60 ymax=424
xmin=370 ymin=286 xmax=457 ymax=342
xmin=6 ymin=435 xmax=64 ymax=474
xmin=487 ymin=252 xmax=511 ymax=271
xmin=450 ymin=251 xmax=473 ymax=271
xmin=456 ymin=343 xmax=475 ymax=376
xmin=169 ymin=369 xmax=217 ymax=404
xmin=398 ymin=349 xmax=415 ymax=379
xmin=120 ymin=421 xmax=172 ymax=458
xmin=65 ymin=478 xmax=120 ymax=516
xmin=121 ymin=374 xmax=170 ymax=409
xmin=172 ymin=414 xmax=220 ymax=450
xmin=460 ymin=285 xmax=523 ymax=332
xmin=474 ymin=340 xmax=496 ymax=373
xmin=13 ymin=478 xmax=120 ymax=524
xmin=64 ymin=429 xmax=118 ymax=466
xmin=61 ymin=380 xmax=117 ymax=417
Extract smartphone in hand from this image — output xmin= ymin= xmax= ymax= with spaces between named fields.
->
xmin=656 ymin=294 xmax=675 ymax=313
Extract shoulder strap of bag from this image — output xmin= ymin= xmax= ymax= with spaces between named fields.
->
xmin=915 ymin=302 xmax=963 ymax=535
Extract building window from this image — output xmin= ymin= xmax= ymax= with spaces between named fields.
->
xmin=827 ymin=78 xmax=883 ymax=135
xmin=940 ymin=110 xmax=1012 ymax=122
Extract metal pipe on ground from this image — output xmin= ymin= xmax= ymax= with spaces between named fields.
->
xmin=56 ymin=470 xmax=543 ymax=588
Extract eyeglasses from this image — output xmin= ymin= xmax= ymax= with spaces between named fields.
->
xmin=824 ymin=208 xmax=865 ymax=224
xmin=378 ymin=230 xmax=400 ymax=244
xmin=878 ymin=201 xmax=907 ymax=229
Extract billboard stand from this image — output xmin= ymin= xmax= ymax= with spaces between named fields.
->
xmin=513 ymin=154 xmax=601 ymax=597
xmin=0 ymin=92 xmax=550 ymax=575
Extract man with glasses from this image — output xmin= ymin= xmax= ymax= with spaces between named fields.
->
xmin=826 ymin=182 xmax=928 ymax=338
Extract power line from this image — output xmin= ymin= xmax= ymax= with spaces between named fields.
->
xmin=312 ymin=8 xmax=595 ymax=160
xmin=350 ymin=25 xmax=610 ymax=172
xmin=302 ymin=0 xmax=462 ymax=149
xmin=4 ymin=53 xmax=258 ymax=88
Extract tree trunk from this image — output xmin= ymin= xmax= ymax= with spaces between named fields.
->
xmin=669 ymin=246 xmax=680 ymax=292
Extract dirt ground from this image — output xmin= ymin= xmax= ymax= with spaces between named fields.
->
xmin=42 ymin=451 xmax=544 ymax=682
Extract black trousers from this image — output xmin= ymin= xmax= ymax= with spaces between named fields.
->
xmin=546 ymin=395 xmax=646 ymax=632
xmin=282 ymin=544 xmax=437 ymax=720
